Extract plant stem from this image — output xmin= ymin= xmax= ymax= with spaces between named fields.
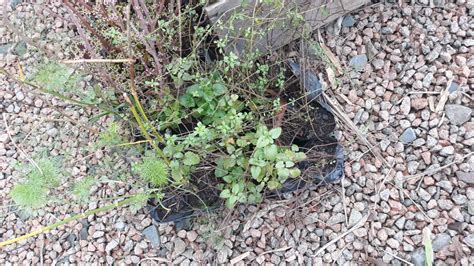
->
xmin=123 ymin=93 xmax=169 ymax=164
xmin=0 ymin=197 xmax=135 ymax=248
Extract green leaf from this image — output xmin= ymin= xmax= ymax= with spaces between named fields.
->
xmin=215 ymin=167 xmax=228 ymax=178
xmin=226 ymin=195 xmax=238 ymax=208
xmin=277 ymin=168 xmax=290 ymax=178
xmin=213 ymin=83 xmax=227 ymax=96
xmin=264 ymin=144 xmax=278 ymax=160
xmin=220 ymin=189 xmax=231 ymax=198
xmin=269 ymin=127 xmax=282 ymax=139
xmin=267 ymin=180 xmax=280 ymax=190
xmin=285 ymin=161 xmax=295 ymax=168
xmin=250 ymin=166 xmax=261 ymax=180
xmin=232 ymin=183 xmax=241 ymax=194
xmin=179 ymin=94 xmax=195 ymax=108
xmin=183 ymin=151 xmax=200 ymax=166
xmin=256 ymin=136 xmax=270 ymax=148
xmin=275 ymin=161 xmax=285 ymax=169
xmin=289 ymin=168 xmax=301 ymax=177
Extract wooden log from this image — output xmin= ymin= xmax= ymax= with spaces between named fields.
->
xmin=205 ymin=0 xmax=369 ymax=55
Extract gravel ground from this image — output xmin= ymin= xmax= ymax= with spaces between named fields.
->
xmin=1 ymin=1 xmax=473 ymax=265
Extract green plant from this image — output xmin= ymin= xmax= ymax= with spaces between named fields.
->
xmin=72 ymin=176 xmax=95 ymax=201
xmin=133 ymin=156 xmax=169 ymax=187
xmin=10 ymin=158 xmax=61 ymax=213
xmin=1 ymin=0 xmax=325 ymax=247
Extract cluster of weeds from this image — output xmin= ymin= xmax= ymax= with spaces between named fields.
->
xmin=6 ymin=0 xmax=329 ymax=218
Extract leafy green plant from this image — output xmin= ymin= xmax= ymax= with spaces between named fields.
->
xmin=11 ymin=158 xmax=61 ymax=213
xmin=133 ymin=156 xmax=169 ymax=187
xmin=2 ymin=0 xmax=328 ymax=247
xmin=72 ymin=176 xmax=95 ymax=201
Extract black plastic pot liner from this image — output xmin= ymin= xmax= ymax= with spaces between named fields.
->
xmin=274 ymin=61 xmax=345 ymax=194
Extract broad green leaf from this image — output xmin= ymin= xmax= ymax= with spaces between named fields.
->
xmin=213 ymin=83 xmax=227 ymax=96
xmin=251 ymin=166 xmax=261 ymax=180
xmin=277 ymin=168 xmax=290 ymax=178
xmin=285 ymin=161 xmax=295 ymax=168
xmin=275 ymin=161 xmax=285 ymax=169
xmin=269 ymin=127 xmax=282 ymax=139
xmin=289 ymin=168 xmax=301 ymax=177
xmin=179 ymin=94 xmax=195 ymax=108
xmin=267 ymin=180 xmax=280 ymax=190
xmin=215 ymin=167 xmax=228 ymax=177
xmin=220 ymin=189 xmax=231 ymax=198
xmin=183 ymin=152 xmax=200 ymax=166
xmin=232 ymin=183 xmax=241 ymax=194
xmin=264 ymin=144 xmax=278 ymax=160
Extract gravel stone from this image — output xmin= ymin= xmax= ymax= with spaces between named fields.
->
xmin=348 ymin=209 xmax=362 ymax=226
xmin=463 ymin=235 xmax=474 ymax=248
xmin=105 ymin=240 xmax=119 ymax=254
xmin=445 ymin=104 xmax=472 ymax=125
xmin=439 ymin=146 xmax=455 ymax=156
xmin=143 ymin=225 xmax=160 ymax=248
xmin=400 ymin=128 xmax=416 ymax=144
xmin=173 ymin=238 xmax=186 ymax=257
xmin=342 ymin=15 xmax=356 ymax=27
xmin=349 ymin=54 xmax=368 ymax=72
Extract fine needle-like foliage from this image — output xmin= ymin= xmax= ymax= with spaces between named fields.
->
xmin=133 ymin=157 xmax=169 ymax=187
xmin=10 ymin=158 xmax=61 ymax=213
xmin=72 ymin=176 xmax=95 ymax=201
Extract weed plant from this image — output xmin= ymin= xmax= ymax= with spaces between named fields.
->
xmin=1 ymin=0 xmax=335 ymax=244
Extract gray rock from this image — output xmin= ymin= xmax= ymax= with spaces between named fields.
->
xmin=407 ymin=161 xmax=420 ymax=175
xmin=327 ymin=213 xmax=345 ymax=225
xmin=452 ymin=194 xmax=467 ymax=205
xmin=400 ymin=97 xmax=411 ymax=115
xmin=173 ymin=238 xmax=186 ymax=256
xmin=463 ymin=39 xmax=474 ymax=47
xmin=448 ymin=81 xmax=459 ymax=93
xmin=10 ymin=0 xmax=22 ymax=9
xmin=437 ymin=180 xmax=453 ymax=193
xmin=456 ymin=171 xmax=474 ymax=184
xmin=422 ymin=73 xmax=434 ymax=87
xmin=105 ymin=240 xmax=119 ymax=253
xmin=381 ymin=27 xmax=395 ymax=35
xmin=349 ymin=54 xmax=368 ymax=72
xmin=445 ymin=104 xmax=472 ymax=125
xmin=468 ymin=201 xmax=474 ymax=215
xmin=217 ymin=246 xmax=232 ymax=263
xmin=372 ymin=59 xmax=384 ymax=70
xmin=411 ymin=248 xmax=425 ymax=266
xmin=438 ymin=199 xmax=454 ymax=210
xmin=143 ymin=225 xmax=160 ymax=248
xmin=432 ymin=233 xmax=451 ymax=251
xmin=0 ymin=43 xmax=14 ymax=55
xmin=439 ymin=146 xmax=455 ymax=156
xmin=348 ymin=209 xmax=363 ymax=226
xmin=426 ymin=46 xmax=441 ymax=62
xmin=395 ymin=217 xmax=406 ymax=230
xmin=400 ymin=128 xmax=416 ymax=144
xmin=342 ymin=15 xmax=356 ymax=27
xmin=46 ymin=128 xmax=59 ymax=137
xmin=463 ymin=234 xmax=474 ymax=248
xmin=114 ymin=221 xmax=126 ymax=231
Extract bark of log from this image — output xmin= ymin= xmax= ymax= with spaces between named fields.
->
xmin=205 ymin=0 xmax=369 ymax=55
